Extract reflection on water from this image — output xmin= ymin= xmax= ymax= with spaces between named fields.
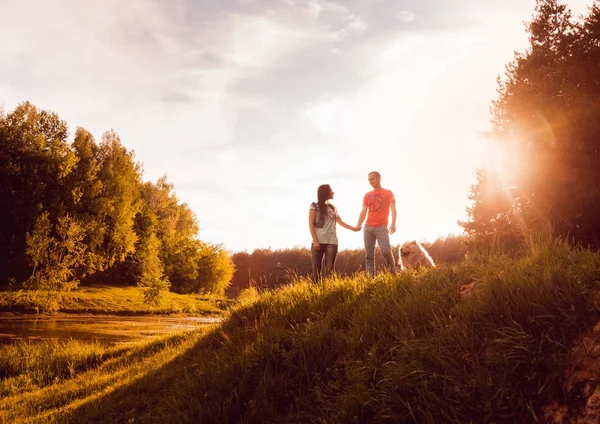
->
xmin=0 ymin=315 xmax=220 ymax=345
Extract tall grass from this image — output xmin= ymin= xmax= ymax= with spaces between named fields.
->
xmin=0 ymin=328 xmax=213 ymax=423
xmin=2 ymin=239 xmax=599 ymax=423
xmin=0 ymin=339 xmax=109 ymax=394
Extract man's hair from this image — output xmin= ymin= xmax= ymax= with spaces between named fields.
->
xmin=368 ymin=171 xmax=381 ymax=178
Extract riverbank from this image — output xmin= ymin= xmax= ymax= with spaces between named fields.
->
xmin=0 ymin=285 xmax=232 ymax=317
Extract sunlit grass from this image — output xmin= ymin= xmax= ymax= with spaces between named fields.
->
xmin=2 ymin=239 xmax=599 ymax=423
xmin=0 ymin=339 xmax=115 ymax=397
xmin=0 ymin=328 xmax=214 ymax=423
xmin=0 ymin=285 xmax=230 ymax=316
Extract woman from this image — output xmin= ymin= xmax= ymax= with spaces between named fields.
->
xmin=309 ymin=184 xmax=360 ymax=283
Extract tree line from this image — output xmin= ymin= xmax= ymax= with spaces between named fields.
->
xmin=0 ymin=102 xmax=234 ymax=301
xmin=460 ymin=0 xmax=600 ymax=248
xmin=228 ymin=235 xmax=468 ymax=295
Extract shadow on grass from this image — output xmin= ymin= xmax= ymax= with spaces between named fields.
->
xmin=62 ymin=281 xmax=380 ymax=424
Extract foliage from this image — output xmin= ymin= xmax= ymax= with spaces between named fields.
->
xmin=0 ymin=102 xmax=235 ymax=303
xmin=94 ymin=130 xmax=142 ymax=268
xmin=136 ymin=232 xmax=171 ymax=305
xmin=24 ymin=212 xmax=86 ymax=294
xmin=193 ymin=243 xmax=236 ymax=296
xmin=139 ymin=178 xmax=201 ymax=292
xmin=461 ymin=0 xmax=600 ymax=248
xmin=66 ymin=127 xmax=105 ymax=276
xmin=0 ymin=101 xmax=74 ymax=285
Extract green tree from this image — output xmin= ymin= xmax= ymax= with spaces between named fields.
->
xmin=140 ymin=177 xmax=201 ymax=291
xmin=230 ymin=251 xmax=251 ymax=295
xmin=459 ymin=169 xmax=524 ymax=248
xmin=462 ymin=0 xmax=600 ymax=247
xmin=123 ymin=190 xmax=172 ymax=303
xmin=24 ymin=212 xmax=86 ymax=292
xmin=194 ymin=243 xmax=235 ymax=296
xmin=0 ymin=102 xmax=76 ymax=286
xmin=136 ymin=231 xmax=170 ymax=305
xmin=95 ymin=130 xmax=142 ymax=269
xmin=67 ymin=127 xmax=105 ymax=276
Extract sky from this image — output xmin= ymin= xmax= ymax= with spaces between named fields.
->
xmin=0 ymin=0 xmax=593 ymax=252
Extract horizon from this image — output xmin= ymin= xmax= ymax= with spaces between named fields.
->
xmin=0 ymin=0 xmax=592 ymax=252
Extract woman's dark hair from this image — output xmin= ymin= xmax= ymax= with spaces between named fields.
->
xmin=317 ymin=184 xmax=333 ymax=223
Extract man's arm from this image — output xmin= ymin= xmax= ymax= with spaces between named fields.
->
xmin=357 ymin=205 xmax=368 ymax=228
xmin=389 ymin=201 xmax=396 ymax=234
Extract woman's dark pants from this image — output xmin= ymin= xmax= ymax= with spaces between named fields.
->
xmin=311 ymin=243 xmax=338 ymax=283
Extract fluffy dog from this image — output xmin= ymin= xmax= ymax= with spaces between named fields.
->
xmin=399 ymin=241 xmax=436 ymax=269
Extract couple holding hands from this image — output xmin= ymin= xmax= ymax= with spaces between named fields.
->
xmin=308 ymin=171 xmax=397 ymax=283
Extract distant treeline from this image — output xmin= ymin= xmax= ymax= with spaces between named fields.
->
xmin=228 ymin=235 xmax=468 ymax=295
xmin=0 ymin=102 xmax=234 ymax=301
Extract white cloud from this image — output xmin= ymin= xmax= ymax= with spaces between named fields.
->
xmin=396 ymin=11 xmax=417 ymax=22
xmin=227 ymin=15 xmax=307 ymax=68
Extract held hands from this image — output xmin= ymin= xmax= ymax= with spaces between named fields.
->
xmin=353 ymin=225 xmax=362 ymax=232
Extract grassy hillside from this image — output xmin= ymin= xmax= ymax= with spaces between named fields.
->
xmin=1 ymin=239 xmax=599 ymax=423
xmin=0 ymin=285 xmax=230 ymax=316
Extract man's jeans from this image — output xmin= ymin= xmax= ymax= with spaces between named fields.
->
xmin=364 ymin=225 xmax=396 ymax=276
xmin=311 ymin=243 xmax=338 ymax=283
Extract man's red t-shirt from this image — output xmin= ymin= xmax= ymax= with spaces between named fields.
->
xmin=363 ymin=189 xmax=395 ymax=227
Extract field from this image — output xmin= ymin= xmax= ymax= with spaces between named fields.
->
xmin=1 ymin=239 xmax=599 ymax=423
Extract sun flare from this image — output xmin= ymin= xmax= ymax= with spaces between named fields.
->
xmin=481 ymin=138 xmax=523 ymax=187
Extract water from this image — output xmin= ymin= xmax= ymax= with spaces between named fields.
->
xmin=0 ymin=315 xmax=221 ymax=345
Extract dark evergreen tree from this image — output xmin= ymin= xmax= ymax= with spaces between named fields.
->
xmin=461 ymin=0 xmax=600 ymax=247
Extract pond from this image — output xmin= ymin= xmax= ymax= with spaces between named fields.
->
xmin=0 ymin=315 xmax=221 ymax=345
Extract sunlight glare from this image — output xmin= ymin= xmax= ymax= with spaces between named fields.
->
xmin=481 ymin=137 xmax=522 ymax=188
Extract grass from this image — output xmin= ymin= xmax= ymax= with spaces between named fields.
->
xmin=1 ymin=238 xmax=599 ymax=423
xmin=0 ymin=285 xmax=231 ymax=316
xmin=0 ymin=328 xmax=214 ymax=424
xmin=0 ymin=339 xmax=115 ymax=397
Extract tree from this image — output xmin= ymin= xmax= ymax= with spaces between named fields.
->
xmin=0 ymin=101 xmax=220 ymax=299
xmin=137 ymin=178 xmax=201 ymax=292
xmin=194 ymin=243 xmax=235 ymax=296
xmin=67 ymin=127 xmax=105 ymax=276
xmin=0 ymin=102 xmax=76 ymax=286
xmin=459 ymin=169 xmax=525 ymax=248
xmin=461 ymin=0 xmax=600 ymax=247
xmin=95 ymin=130 xmax=142 ymax=269
xmin=136 ymin=231 xmax=170 ymax=305
xmin=24 ymin=212 xmax=86 ymax=292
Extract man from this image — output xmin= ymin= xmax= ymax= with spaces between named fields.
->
xmin=356 ymin=171 xmax=397 ymax=276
